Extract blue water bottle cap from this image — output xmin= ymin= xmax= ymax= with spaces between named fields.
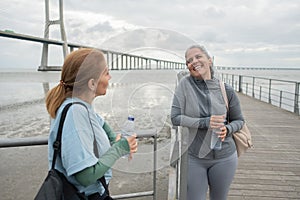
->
xmin=128 ymin=116 xmax=135 ymax=121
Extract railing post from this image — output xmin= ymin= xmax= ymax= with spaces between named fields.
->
xmin=130 ymin=56 xmax=132 ymax=70
xmin=153 ymin=133 xmax=157 ymax=200
xmin=280 ymin=91 xmax=283 ymax=108
xmin=169 ymin=126 xmax=180 ymax=200
xmin=238 ymin=75 xmax=243 ymax=93
xmin=116 ymin=54 xmax=119 ymax=70
xmin=111 ymin=53 xmax=114 ymax=70
xmin=141 ymin=58 xmax=143 ymax=69
xmin=294 ymin=82 xmax=299 ymax=115
xmin=120 ymin=54 xmax=123 ymax=70
xmin=252 ymin=77 xmax=255 ymax=97
xmin=147 ymin=59 xmax=150 ymax=69
xmin=259 ymin=86 xmax=262 ymax=100
xmin=179 ymin=127 xmax=188 ymax=200
xmin=106 ymin=53 xmax=110 ymax=69
xmin=268 ymin=79 xmax=272 ymax=104
xmin=134 ymin=57 xmax=137 ymax=69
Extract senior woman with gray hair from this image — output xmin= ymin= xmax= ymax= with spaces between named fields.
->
xmin=171 ymin=45 xmax=244 ymax=200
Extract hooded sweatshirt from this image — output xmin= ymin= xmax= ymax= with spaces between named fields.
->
xmin=171 ymin=75 xmax=244 ymax=159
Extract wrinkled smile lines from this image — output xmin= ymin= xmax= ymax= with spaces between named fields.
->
xmin=193 ymin=65 xmax=202 ymax=71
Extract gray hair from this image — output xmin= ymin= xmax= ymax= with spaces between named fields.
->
xmin=185 ymin=44 xmax=215 ymax=78
xmin=185 ymin=44 xmax=211 ymax=60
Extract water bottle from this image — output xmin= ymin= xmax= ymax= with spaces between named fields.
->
xmin=121 ymin=115 xmax=135 ymax=137
xmin=121 ymin=116 xmax=135 ymax=158
xmin=210 ymin=120 xmax=226 ymax=150
xmin=210 ymin=128 xmax=222 ymax=150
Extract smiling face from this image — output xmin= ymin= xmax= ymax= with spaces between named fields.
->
xmin=185 ymin=47 xmax=213 ymax=80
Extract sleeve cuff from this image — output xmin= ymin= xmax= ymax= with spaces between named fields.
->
xmin=115 ymin=137 xmax=130 ymax=156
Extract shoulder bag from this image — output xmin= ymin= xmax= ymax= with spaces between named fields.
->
xmin=219 ymin=82 xmax=253 ymax=157
xmin=35 ymin=102 xmax=113 ymax=200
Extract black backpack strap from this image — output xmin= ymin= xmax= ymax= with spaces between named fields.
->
xmin=99 ymin=176 xmax=110 ymax=196
xmin=51 ymin=102 xmax=89 ymax=170
xmin=51 ymin=103 xmax=73 ymax=169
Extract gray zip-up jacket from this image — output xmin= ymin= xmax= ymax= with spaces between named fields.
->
xmin=171 ymin=75 xmax=244 ymax=159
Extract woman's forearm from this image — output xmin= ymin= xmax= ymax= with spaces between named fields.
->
xmin=74 ymin=138 xmax=129 ymax=186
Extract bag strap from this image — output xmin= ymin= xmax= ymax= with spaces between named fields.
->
xmin=99 ymin=176 xmax=110 ymax=196
xmin=91 ymin=123 xmax=109 ymax=195
xmin=52 ymin=103 xmax=72 ymax=169
xmin=220 ymin=82 xmax=247 ymax=130
xmin=219 ymin=81 xmax=233 ymax=124
xmin=219 ymin=81 xmax=229 ymax=110
xmin=51 ymin=102 xmax=88 ymax=169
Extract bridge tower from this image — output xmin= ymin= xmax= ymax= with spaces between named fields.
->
xmin=38 ymin=0 xmax=68 ymax=71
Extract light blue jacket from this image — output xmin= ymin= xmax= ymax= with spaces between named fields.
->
xmin=48 ymin=98 xmax=112 ymax=196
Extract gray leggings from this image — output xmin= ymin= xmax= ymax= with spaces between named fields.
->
xmin=187 ymin=152 xmax=238 ymax=200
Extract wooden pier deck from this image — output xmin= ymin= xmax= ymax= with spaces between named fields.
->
xmin=228 ymin=93 xmax=300 ymax=200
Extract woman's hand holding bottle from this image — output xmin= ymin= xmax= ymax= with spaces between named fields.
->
xmin=126 ymin=134 xmax=138 ymax=160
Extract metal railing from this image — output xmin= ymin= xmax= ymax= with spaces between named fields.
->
xmin=0 ymin=129 xmax=158 ymax=200
xmin=220 ymin=73 xmax=300 ymax=115
xmin=168 ymin=125 xmax=188 ymax=200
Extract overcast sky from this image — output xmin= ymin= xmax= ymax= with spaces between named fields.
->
xmin=0 ymin=0 xmax=300 ymax=69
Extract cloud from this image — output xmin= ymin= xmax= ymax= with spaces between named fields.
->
xmin=0 ymin=1 xmax=44 ymax=36
xmin=87 ymin=21 xmax=114 ymax=33
xmin=100 ymin=28 xmax=197 ymax=56
xmin=0 ymin=0 xmax=299 ymax=68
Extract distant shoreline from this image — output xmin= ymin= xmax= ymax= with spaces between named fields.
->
xmin=218 ymin=67 xmax=300 ymax=70
xmin=1 ymin=67 xmax=300 ymax=72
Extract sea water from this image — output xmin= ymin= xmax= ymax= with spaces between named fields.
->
xmin=0 ymin=69 xmax=177 ymax=138
xmin=0 ymin=68 xmax=299 ymax=138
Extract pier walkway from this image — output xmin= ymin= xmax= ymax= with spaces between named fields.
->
xmin=227 ymin=93 xmax=300 ymax=200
